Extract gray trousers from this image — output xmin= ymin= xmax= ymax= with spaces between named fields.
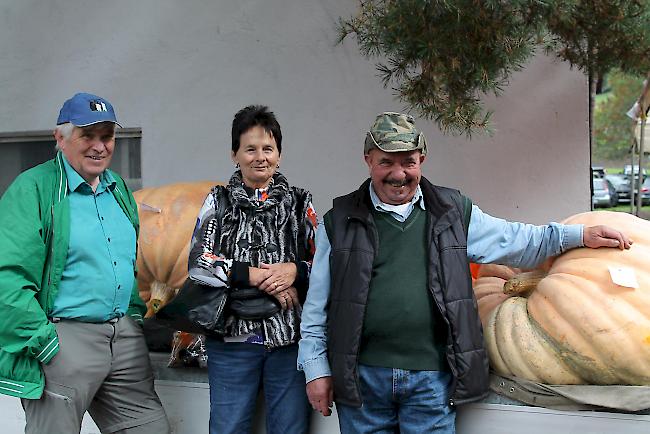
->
xmin=22 ymin=317 xmax=170 ymax=434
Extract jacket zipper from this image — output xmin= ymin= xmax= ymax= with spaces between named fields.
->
xmin=430 ymin=279 xmax=459 ymax=405
xmin=427 ymin=217 xmax=459 ymax=407
xmin=214 ymin=292 xmax=227 ymax=332
xmin=46 ymin=204 xmax=55 ymax=312
xmin=348 ymin=214 xmax=378 ymax=403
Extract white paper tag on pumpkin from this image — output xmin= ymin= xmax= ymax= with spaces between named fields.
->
xmin=608 ymin=266 xmax=639 ymax=289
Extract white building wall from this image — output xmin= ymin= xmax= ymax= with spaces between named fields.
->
xmin=0 ymin=0 xmax=589 ymax=224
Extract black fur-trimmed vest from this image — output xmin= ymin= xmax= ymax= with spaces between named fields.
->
xmin=323 ymin=177 xmax=489 ymax=407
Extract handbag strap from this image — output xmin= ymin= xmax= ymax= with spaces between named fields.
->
xmin=213 ymin=186 xmax=229 ymax=254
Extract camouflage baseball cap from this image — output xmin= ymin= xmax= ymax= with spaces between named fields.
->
xmin=364 ymin=112 xmax=427 ymax=155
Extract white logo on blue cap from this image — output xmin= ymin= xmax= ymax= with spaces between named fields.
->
xmin=89 ymin=100 xmax=108 ymax=112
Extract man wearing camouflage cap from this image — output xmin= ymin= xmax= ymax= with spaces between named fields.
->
xmin=297 ymin=112 xmax=631 ymax=433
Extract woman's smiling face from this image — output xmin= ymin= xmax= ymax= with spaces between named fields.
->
xmin=232 ymin=125 xmax=281 ymax=189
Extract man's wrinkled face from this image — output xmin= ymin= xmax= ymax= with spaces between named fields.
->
xmin=56 ymin=122 xmax=115 ymax=187
xmin=365 ymin=148 xmax=425 ymax=205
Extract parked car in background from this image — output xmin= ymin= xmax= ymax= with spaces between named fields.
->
xmin=591 ymin=166 xmax=606 ymax=178
xmin=624 ymin=164 xmax=647 ymax=176
xmin=592 ymin=178 xmax=618 ymax=208
xmin=605 ymin=174 xmax=631 ymax=203
xmin=625 ymin=174 xmax=648 ymax=202
xmin=641 ymin=177 xmax=650 ymax=205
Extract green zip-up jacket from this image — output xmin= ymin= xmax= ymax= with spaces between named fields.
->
xmin=0 ymin=153 xmax=146 ymax=399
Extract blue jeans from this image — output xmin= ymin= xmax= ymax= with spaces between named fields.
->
xmin=336 ymin=364 xmax=455 ymax=434
xmin=206 ymin=339 xmax=310 ymax=434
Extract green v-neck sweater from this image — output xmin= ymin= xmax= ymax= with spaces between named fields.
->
xmin=359 ymin=207 xmax=449 ymax=371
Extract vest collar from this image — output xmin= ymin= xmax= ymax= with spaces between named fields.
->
xmin=347 ymin=179 xmax=375 ymax=224
xmin=419 ymin=177 xmax=461 ymax=235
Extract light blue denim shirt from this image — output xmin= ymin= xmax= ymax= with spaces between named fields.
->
xmin=50 ymin=156 xmax=136 ymax=322
xmin=297 ymin=184 xmax=584 ymax=382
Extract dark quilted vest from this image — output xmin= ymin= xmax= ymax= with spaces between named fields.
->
xmin=324 ymin=177 xmax=489 ymax=407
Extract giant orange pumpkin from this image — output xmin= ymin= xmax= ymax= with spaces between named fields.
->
xmin=134 ymin=181 xmax=218 ymax=317
xmin=474 ymin=211 xmax=650 ymax=385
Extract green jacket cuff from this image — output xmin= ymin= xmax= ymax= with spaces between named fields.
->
xmin=36 ymin=335 xmax=59 ymax=364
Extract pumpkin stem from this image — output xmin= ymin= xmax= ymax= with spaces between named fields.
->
xmin=503 ymin=270 xmax=547 ymax=295
xmin=146 ymin=281 xmax=176 ymax=317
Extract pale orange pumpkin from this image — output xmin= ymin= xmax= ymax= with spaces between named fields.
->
xmin=473 ymin=264 xmax=520 ymax=329
xmin=134 ymin=181 xmax=218 ymax=317
xmin=474 ymin=211 xmax=650 ymax=385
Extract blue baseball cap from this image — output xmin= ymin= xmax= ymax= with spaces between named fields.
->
xmin=56 ymin=92 xmax=121 ymax=127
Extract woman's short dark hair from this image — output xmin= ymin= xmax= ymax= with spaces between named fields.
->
xmin=231 ymin=105 xmax=282 ymax=154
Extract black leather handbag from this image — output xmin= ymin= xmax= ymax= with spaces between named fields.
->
xmin=155 ymin=265 xmax=228 ymax=335
xmin=228 ymin=287 xmax=280 ymax=320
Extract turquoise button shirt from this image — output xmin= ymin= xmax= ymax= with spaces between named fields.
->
xmin=50 ymin=156 xmax=137 ymax=322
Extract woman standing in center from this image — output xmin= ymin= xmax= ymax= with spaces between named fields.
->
xmin=189 ymin=105 xmax=317 ymax=434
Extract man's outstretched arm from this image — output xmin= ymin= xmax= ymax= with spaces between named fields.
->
xmin=467 ymin=205 xmax=631 ymax=268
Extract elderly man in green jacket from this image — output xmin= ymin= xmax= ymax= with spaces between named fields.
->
xmin=0 ymin=93 xmax=169 ymax=434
